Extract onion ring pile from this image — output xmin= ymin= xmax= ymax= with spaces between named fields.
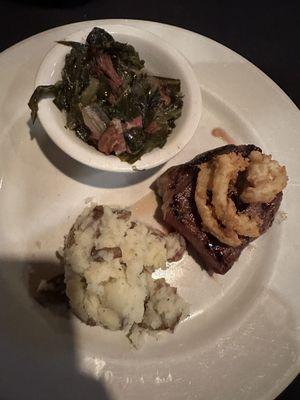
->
xmin=241 ymin=151 xmax=288 ymax=203
xmin=194 ymin=151 xmax=287 ymax=247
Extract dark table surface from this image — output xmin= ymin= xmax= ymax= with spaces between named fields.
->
xmin=0 ymin=0 xmax=299 ymax=399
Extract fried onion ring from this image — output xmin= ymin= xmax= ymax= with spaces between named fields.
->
xmin=195 ymin=163 xmax=241 ymax=247
xmin=224 ymin=199 xmax=261 ymax=237
xmin=211 ymin=153 xmax=261 ymax=238
xmin=194 ymin=150 xmax=287 ymax=247
xmin=241 ymin=151 xmax=288 ymax=204
xmin=211 ymin=153 xmax=248 ymax=223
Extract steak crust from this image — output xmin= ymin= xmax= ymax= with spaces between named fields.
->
xmin=154 ymin=145 xmax=282 ymax=274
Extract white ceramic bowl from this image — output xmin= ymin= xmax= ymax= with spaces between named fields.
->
xmin=35 ymin=24 xmax=202 ymax=172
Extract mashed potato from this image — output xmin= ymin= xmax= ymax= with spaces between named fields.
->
xmin=63 ymin=205 xmax=188 ymax=346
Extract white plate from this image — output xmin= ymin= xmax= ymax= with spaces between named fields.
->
xmin=35 ymin=24 xmax=202 ymax=172
xmin=0 ymin=20 xmax=299 ymax=400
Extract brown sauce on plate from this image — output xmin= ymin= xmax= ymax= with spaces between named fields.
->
xmin=211 ymin=127 xmax=236 ymax=144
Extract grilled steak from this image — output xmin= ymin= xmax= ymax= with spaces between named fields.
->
xmin=154 ymin=144 xmax=282 ymax=274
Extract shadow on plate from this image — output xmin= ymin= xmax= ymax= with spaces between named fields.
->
xmin=27 ymin=118 xmax=164 ymax=189
xmin=0 ymin=256 xmax=112 ymax=400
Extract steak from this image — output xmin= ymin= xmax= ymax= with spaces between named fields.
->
xmin=154 ymin=144 xmax=282 ymax=274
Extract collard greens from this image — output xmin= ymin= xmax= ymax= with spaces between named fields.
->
xmin=29 ymin=27 xmax=183 ymax=163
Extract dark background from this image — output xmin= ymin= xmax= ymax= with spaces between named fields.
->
xmin=0 ymin=0 xmax=299 ymax=398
